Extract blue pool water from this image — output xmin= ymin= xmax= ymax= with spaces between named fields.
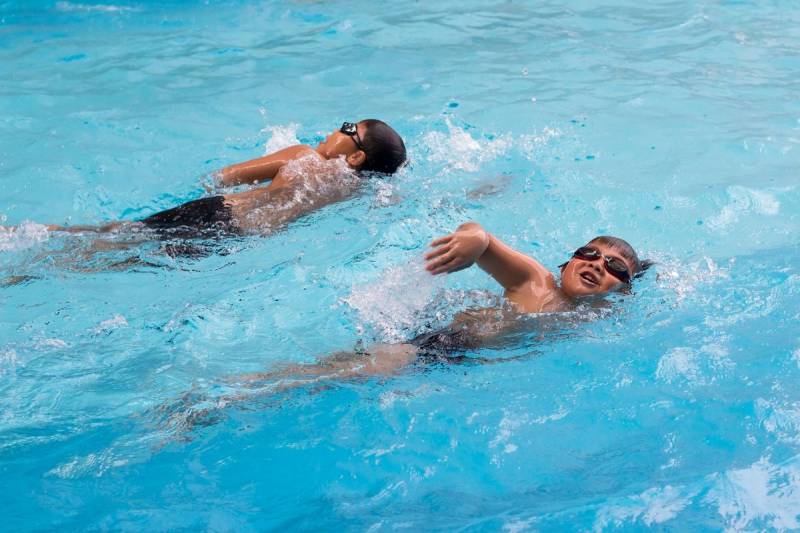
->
xmin=2 ymin=0 xmax=800 ymax=530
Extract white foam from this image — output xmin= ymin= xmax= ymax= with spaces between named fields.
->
xmin=502 ymin=517 xmax=537 ymax=533
xmin=262 ymin=123 xmax=301 ymax=154
xmin=0 ymin=221 xmax=49 ymax=252
xmin=344 ymin=260 xmax=444 ymax=343
xmin=518 ymin=127 xmax=563 ymax=160
xmin=531 ymin=407 xmax=569 ymax=424
xmin=55 ymin=1 xmax=139 ymax=12
xmin=656 ymin=347 xmax=700 ymax=384
xmin=47 ymin=451 xmax=129 ymax=479
xmin=0 ymin=348 xmax=18 ymax=377
xmin=707 ymin=186 xmax=780 ymax=231
xmin=423 ymin=119 xmax=513 ymax=173
xmin=755 ymin=398 xmax=800 ymax=445
xmin=656 ymin=255 xmax=730 ymax=304
xmin=372 ymin=179 xmax=401 ymax=207
xmin=93 ymin=314 xmax=128 ymax=334
xmin=489 ymin=410 xmax=527 ymax=462
xmin=34 ymin=338 xmax=69 ymax=349
xmin=594 ymin=485 xmax=694 ymax=530
xmin=705 ymin=456 xmax=800 ymax=530
xmin=655 ymin=341 xmax=732 ymax=385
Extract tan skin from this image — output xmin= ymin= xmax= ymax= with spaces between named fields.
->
xmin=424 ymin=222 xmax=633 ymax=312
xmin=229 ymin=222 xmax=634 ymax=383
xmin=36 ymin=121 xmax=370 ymax=234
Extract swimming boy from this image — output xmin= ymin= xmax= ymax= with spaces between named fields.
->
xmin=234 ymin=221 xmax=647 ymax=382
xmin=160 ymin=221 xmax=648 ymax=431
xmin=42 ymin=119 xmax=406 ymax=236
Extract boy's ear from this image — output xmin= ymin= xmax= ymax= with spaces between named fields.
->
xmin=346 ymin=150 xmax=367 ymax=168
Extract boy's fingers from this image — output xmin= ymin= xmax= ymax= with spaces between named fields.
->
xmin=425 ymin=251 xmax=454 ymax=271
xmin=423 ymin=244 xmax=450 ymax=260
xmin=428 ymin=235 xmax=452 ymax=247
xmin=431 ymin=257 xmax=459 ymax=275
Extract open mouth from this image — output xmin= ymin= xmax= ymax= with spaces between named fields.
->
xmin=579 ymin=271 xmax=599 ymax=286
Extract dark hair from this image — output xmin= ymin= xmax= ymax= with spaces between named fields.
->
xmin=358 ymin=119 xmax=407 ymax=174
xmin=588 ymin=235 xmax=652 ymax=277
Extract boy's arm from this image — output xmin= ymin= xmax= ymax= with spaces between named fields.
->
xmin=424 ymin=222 xmax=549 ymax=292
xmin=214 ymin=145 xmax=315 ymax=188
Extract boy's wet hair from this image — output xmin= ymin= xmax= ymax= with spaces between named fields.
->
xmin=359 ymin=119 xmax=407 ymax=174
xmin=588 ymin=235 xmax=652 ymax=277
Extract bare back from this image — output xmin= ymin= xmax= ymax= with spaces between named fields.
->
xmin=225 ymin=152 xmax=363 ymax=234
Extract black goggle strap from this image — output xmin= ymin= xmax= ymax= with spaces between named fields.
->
xmin=340 ymin=122 xmax=367 ymax=154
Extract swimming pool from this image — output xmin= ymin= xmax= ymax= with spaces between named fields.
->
xmin=2 ymin=0 xmax=800 ymax=529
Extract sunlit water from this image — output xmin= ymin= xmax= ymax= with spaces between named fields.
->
xmin=2 ymin=1 xmax=800 ymax=530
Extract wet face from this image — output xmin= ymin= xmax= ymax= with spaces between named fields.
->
xmin=315 ymin=122 xmax=367 ymax=168
xmin=560 ymin=242 xmax=634 ymax=298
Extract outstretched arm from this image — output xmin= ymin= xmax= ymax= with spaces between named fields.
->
xmin=215 ymin=145 xmax=315 ymax=188
xmin=424 ymin=222 xmax=551 ymax=292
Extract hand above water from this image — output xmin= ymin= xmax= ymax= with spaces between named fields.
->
xmin=424 ymin=222 xmax=490 ymax=275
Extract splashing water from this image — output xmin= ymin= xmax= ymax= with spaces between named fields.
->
xmin=344 ymin=259 xmax=445 ymax=343
xmin=262 ymin=123 xmax=301 ymax=154
xmin=0 ymin=222 xmax=49 ymax=252
xmin=237 ymin=154 xmax=360 ymax=233
xmin=422 ymin=119 xmax=513 ymax=173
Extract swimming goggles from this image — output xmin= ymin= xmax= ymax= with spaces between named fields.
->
xmin=340 ymin=121 xmax=367 ymax=154
xmin=570 ymin=246 xmax=631 ymax=284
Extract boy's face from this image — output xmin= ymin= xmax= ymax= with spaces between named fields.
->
xmin=560 ymin=242 xmax=634 ymax=298
xmin=316 ymin=122 xmax=366 ymax=160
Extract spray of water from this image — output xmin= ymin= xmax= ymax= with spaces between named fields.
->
xmin=237 ymin=154 xmax=360 ymax=234
xmin=422 ymin=119 xmax=514 ymax=173
xmin=0 ymin=222 xmax=49 ymax=252
xmin=262 ymin=123 xmax=301 ymax=154
xmin=344 ymin=259 xmax=445 ymax=343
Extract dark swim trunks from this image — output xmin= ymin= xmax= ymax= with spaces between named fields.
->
xmin=409 ymin=327 xmax=477 ymax=364
xmin=141 ymin=196 xmax=237 ymax=237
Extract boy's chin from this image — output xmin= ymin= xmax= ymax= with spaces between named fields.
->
xmin=563 ymin=283 xmax=609 ymax=299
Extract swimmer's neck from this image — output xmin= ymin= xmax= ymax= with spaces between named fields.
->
xmin=312 ymin=147 xmax=360 ymax=170
xmin=552 ymin=285 xmax=611 ymax=310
